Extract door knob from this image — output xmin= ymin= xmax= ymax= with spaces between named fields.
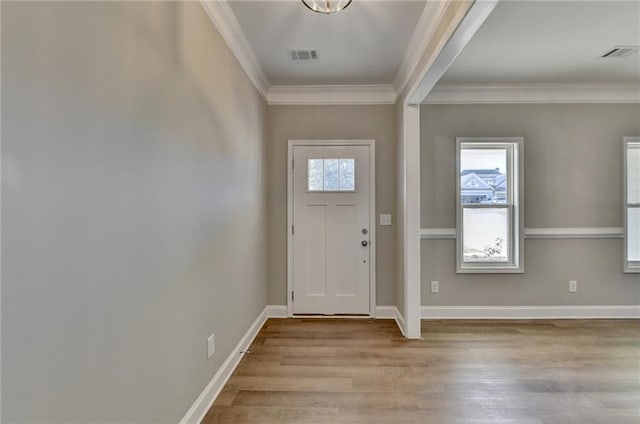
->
xmin=361 ymin=240 xmax=368 ymax=247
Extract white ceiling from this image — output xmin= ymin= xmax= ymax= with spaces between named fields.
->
xmin=227 ymin=0 xmax=427 ymax=85
xmin=439 ymin=1 xmax=640 ymax=85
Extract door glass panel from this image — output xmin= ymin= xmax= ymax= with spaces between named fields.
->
xmin=308 ymin=159 xmax=324 ymax=191
xmin=324 ymin=159 xmax=339 ymax=190
xmin=308 ymin=158 xmax=356 ymax=192
xmin=339 ymin=159 xmax=355 ymax=191
xmin=463 ymin=208 xmax=509 ymax=262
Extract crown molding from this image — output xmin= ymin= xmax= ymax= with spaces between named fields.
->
xmin=198 ymin=0 xmax=453 ymax=105
xmin=424 ymin=83 xmax=640 ymax=104
xmin=267 ymin=85 xmax=396 ymax=105
xmin=199 ymin=0 xmax=270 ymax=100
xmin=392 ymin=0 xmax=450 ymax=98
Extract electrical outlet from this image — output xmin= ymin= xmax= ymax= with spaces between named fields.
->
xmin=430 ymin=281 xmax=439 ymax=293
xmin=569 ymin=280 xmax=577 ymax=293
xmin=207 ymin=334 xmax=215 ymax=359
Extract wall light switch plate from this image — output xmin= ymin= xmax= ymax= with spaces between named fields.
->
xmin=569 ymin=280 xmax=577 ymax=293
xmin=380 ymin=214 xmax=392 ymax=226
xmin=207 ymin=334 xmax=215 ymax=359
xmin=430 ymin=281 xmax=439 ymax=293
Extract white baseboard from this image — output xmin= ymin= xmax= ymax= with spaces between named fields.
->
xmin=376 ymin=306 xmax=406 ymax=337
xmin=179 ymin=306 xmax=269 ymax=424
xmin=394 ymin=308 xmax=407 ymax=337
xmin=266 ymin=304 xmax=288 ymax=318
xmin=422 ymin=305 xmax=640 ymax=319
xmin=375 ymin=305 xmax=407 ymax=336
xmin=266 ymin=304 xmax=408 ymax=336
xmin=374 ymin=305 xmax=397 ymax=319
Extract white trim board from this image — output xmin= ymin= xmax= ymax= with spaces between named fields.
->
xmin=525 ymin=227 xmax=624 ymax=239
xmin=422 ymin=305 xmax=640 ymax=319
xmin=420 ymin=228 xmax=456 ymax=239
xmin=377 ymin=306 xmax=407 ymax=337
xmin=268 ymin=304 xmax=407 ymax=335
xmin=394 ymin=308 xmax=407 ymax=338
xmin=199 ymin=0 xmax=270 ymax=100
xmin=181 ymin=304 xmax=324 ymax=423
xmin=179 ymin=306 xmax=270 ymax=424
xmin=420 ymin=227 xmax=624 ymax=240
xmin=374 ymin=306 xmax=407 ymax=337
xmin=374 ymin=305 xmax=397 ymax=319
xmin=393 ymin=1 xmax=450 ymax=97
xmin=406 ymin=2 xmax=499 ymax=105
xmin=268 ymin=85 xmax=395 ymax=106
xmin=424 ymin=84 xmax=640 ymax=104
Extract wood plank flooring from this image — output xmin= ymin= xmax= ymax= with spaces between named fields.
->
xmin=203 ymin=318 xmax=640 ymax=424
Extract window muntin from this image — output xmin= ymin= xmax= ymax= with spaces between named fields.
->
xmin=624 ymin=138 xmax=640 ymax=272
xmin=457 ymin=138 xmax=523 ymax=273
xmin=308 ymin=158 xmax=355 ymax=192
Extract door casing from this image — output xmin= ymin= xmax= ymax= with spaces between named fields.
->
xmin=287 ymin=140 xmax=376 ymax=317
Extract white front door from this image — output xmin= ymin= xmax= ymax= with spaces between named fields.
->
xmin=291 ymin=144 xmax=371 ymax=315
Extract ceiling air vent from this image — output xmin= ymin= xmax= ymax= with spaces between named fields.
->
xmin=598 ymin=46 xmax=639 ymax=59
xmin=289 ymin=49 xmax=319 ymax=61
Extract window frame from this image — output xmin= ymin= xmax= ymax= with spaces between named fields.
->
xmin=456 ymin=137 xmax=524 ymax=273
xmin=306 ymin=158 xmax=357 ymax=193
xmin=624 ymin=137 xmax=640 ymax=273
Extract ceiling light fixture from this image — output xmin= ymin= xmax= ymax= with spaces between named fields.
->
xmin=302 ymin=0 xmax=352 ymax=15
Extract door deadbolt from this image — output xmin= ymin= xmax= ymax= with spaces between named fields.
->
xmin=361 ymin=228 xmax=368 ymax=235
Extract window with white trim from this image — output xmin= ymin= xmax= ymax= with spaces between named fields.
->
xmin=456 ymin=138 xmax=524 ymax=273
xmin=624 ymin=137 xmax=640 ymax=273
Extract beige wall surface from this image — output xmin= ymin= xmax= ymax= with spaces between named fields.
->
xmin=420 ymin=104 xmax=640 ymax=306
xmin=2 ymin=2 xmax=267 ymax=422
xmin=267 ymin=105 xmax=397 ymax=306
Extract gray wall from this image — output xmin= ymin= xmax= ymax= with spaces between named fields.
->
xmin=421 ymin=103 xmax=640 ymax=306
xmin=2 ymin=2 xmax=267 ymax=422
xmin=267 ymin=105 xmax=397 ymax=306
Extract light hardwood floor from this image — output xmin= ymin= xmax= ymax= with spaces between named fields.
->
xmin=203 ymin=318 xmax=640 ymax=424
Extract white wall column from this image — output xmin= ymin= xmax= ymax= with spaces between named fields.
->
xmin=402 ymin=103 xmax=422 ymax=339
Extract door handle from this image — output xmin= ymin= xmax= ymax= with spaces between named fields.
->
xmin=361 ymin=240 xmax=368 ymax=247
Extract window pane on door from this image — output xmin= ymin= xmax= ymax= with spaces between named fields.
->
xmin=308 ymin=158 xmax=356 ymax=192
xmin=324 ymin=159 xmax=339 ymax=190
xmin=460 ymin=149 xmax=508 ymax=205
xmin=308 ymin=159 xmax=324 ymax=191
xmin=463 ymin=208 xmax=509 ymax=262
xmin=628 ymin=145 xmax=640 ymax=204
xmin=628 ymin=208 xmax=640 ymax=261
xmin=339 ymin=159 xmax=355 ymax=190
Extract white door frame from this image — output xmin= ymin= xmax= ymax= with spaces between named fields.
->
xmin=287 ymin=140 xmax=376 ymax=318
